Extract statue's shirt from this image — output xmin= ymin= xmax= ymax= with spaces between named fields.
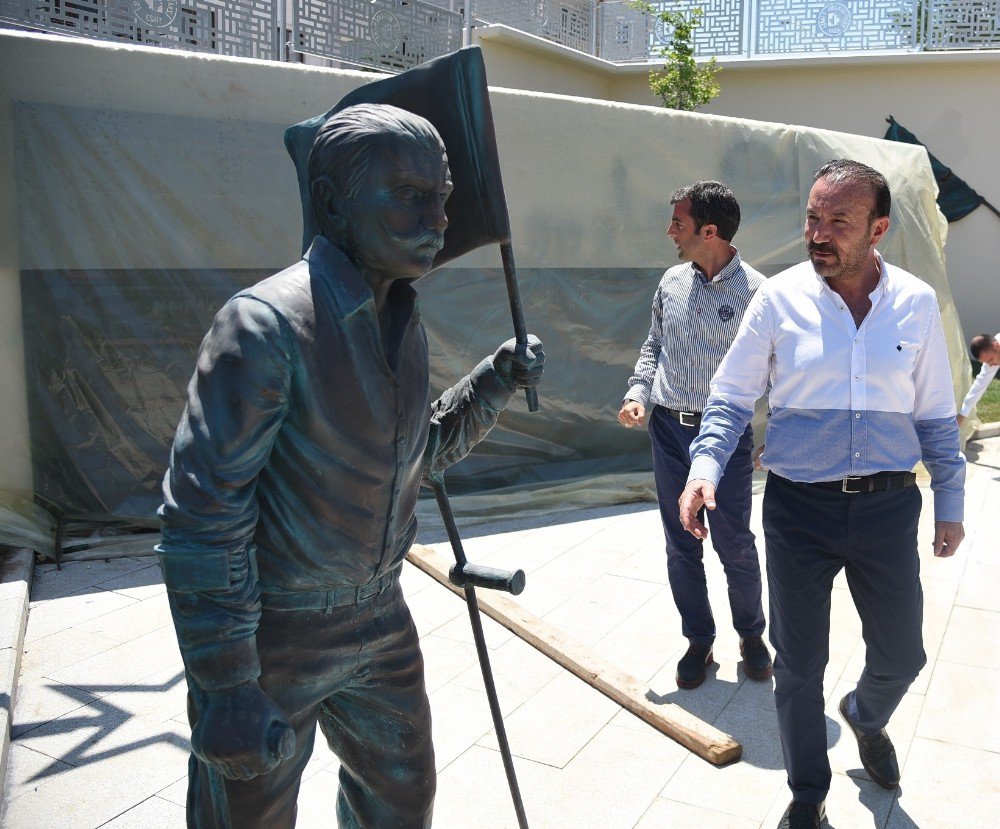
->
xmin=157 ymin=235 xmax=511 ymax=689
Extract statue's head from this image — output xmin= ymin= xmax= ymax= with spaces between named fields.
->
xmin=309 ymin=104 xmax=452 ymax=286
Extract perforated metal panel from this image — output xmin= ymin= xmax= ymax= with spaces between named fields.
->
xmin=926 ymin=0 xmax=1000 ymax=49
xmin=471 ymin=0 xmax=594 ymax=53
xmin=754 ymin=0 xmax=918 ymax=53
xmin=2 ymin=0 xmax=277 ymax=57
xmin=292 ymin=0 xmax=464 ymax=70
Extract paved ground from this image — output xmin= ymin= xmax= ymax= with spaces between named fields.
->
xmin=2 ymin=436 xmax=999 ymax=828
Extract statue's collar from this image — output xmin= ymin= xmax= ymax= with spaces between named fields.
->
xmin=304 ymin=235 xmax=418 ymax=321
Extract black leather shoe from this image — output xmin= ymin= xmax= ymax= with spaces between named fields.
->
xmin=838 ymin=692 xmax=900 ymax=789
xmin=676 ymin=642 xmax=714 ymax=689
xmin=740 ymin=636 xmax=773 ymax=680
xmin=777 ymin=800 xmax=825 ymax=828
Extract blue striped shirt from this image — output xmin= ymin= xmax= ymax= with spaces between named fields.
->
xmin=689 ymin=256 xmax=966 ymax=521
xmin=625 ymin=251 xmax=765 ymax=411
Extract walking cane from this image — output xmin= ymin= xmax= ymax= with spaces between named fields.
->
xmin=428 ymin=473 xmax=529 ymax=829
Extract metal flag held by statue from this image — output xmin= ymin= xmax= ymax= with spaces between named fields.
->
xmin=285 ymin=47 xmax=535 ymax=828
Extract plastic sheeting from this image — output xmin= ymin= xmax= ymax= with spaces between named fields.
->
xmin=0 ymin=35 xmax=970 ymax=554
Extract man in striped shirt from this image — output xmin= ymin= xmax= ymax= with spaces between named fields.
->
xmin=618 ymin=180 xmax=771 ymax=691
xmin=680 ymin=160 xmax=966 ymax=829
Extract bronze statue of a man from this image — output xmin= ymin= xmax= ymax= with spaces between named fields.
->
xmin=157 ymin=103 xmax=544 ymax=828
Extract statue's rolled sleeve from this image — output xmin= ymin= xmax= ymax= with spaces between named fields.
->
xmin=423 ymin=357 xmax=512 ymax=477
xmin=157 ymin=296 xmax=293 ymax=691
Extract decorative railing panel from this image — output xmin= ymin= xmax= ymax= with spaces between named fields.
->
xmin=6 ymin=0 xmax=1000 ymax=67
xmin=470 ymin=0 xmax=594 ymax=53
xmin=754 ymin=0 xmax=918 ymax=53
xmin=292 ymin=0 xmax=465 ymax=70
xmin=0 ymin=0 xmax=277 ymax=57
xmin=926 ymin=0 xmax=1000 ymax=49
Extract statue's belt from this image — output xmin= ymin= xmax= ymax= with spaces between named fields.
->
xmin=260 ymin=570 xmax=399 ymax=612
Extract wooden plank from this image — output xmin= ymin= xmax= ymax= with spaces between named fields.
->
xmin=405 ymin=544 xmax=742 ymax=766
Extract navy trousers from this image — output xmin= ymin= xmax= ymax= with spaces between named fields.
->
xmin=648 ymin=405 xmax=765 ymax=645
xmin=763 ymin=473 xmax=926 ymax=804
xmin=186 ymin=581 xmax=435 ymax=829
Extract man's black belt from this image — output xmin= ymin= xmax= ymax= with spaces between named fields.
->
xmin=664 ymin=407 xmax=702 ymax=428
xmin=808 ymin=471 xmax=917 ymax=494
xmin=261 ymin=570 xmax=399 ymax=612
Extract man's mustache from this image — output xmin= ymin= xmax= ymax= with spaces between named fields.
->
xmin=808 ymin=243 xmax=837 ymax=255
xmin=404 ymin=230 xmax=445 ymax=251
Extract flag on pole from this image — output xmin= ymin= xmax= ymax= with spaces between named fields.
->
xmin=884 ymin=115 xmax=996 ymax=222
xmin=285 ymin=46 xmax=512 ymax=267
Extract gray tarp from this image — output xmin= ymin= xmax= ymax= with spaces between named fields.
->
xmin=0 ymin=35 xmax=969 ymax=556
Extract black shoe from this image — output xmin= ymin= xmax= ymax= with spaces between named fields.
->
xmin=777 ymin=800 xmax=825 ymax=828
xmin=838 ymin=692 xmax=900 ymax=789
xmin=676 ymin=642 xmax=714 ymax=689
xmin=740 ymin=635 xmax=773 ymax=680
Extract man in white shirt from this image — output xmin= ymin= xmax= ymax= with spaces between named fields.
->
xmin=957 ymin=333 xmax=999 ymax=426
xmin=679 ymin=160 xmax=965 ymax=829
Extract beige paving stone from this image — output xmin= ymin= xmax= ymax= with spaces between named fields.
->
xmin=3 ymin=742 xmax=75 ymax=799
xmin=937 ymin=605 xmax=1000 ymax=669
xmin=955 ymin=559 xmax=1000 ymax=612
xmin=418 ymin=632 xmax=480 ymax=694
xmin=516 ymin=721 xmax=687 ymax=829
xmin=154 ymin=773 xmax=190 ymax=808
xmin=887 ymin=738 xmax=1000 ymax=828
xmin=46 ymin=624 xmax=182 ymax=690
xmin=476 ymin=670 xmax=619 ymax=768
xmin=23 ymin=590 xmax=137 ymax=644
xmin=541 ymin=573 xmax=662 ymax=650
xmin=3 ymin=722 xmax=189 ymax=828
xmin=10 ymin=677 xmax=99 ymax=739
xmin=916 ymin=661 xmax=1000 ymax=752
xmin=634 ymin=798 xmax=759 ymax=829
xmin=606 ymin=544 xmax=670 ymax=586
xmin=427 ymin=682 xmax=495 ymax=772
xmin=590 ymin=586 xmax=677 ymax=684
xmin=74 ymin=591 xmax=174 ymax=643
xmin=97 ymin=795 xmax=186 ymax=828
xmin=18 ymin=626 xmax=120 ymax=681
xmin=431 ymin=604 xmax=515 ymax=650
xmin=433 ymin=743 xmax=556 ymax=829
xmin=449 ymin=634 xmax=562 ymax=716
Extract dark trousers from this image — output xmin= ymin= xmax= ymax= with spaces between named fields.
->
xmin=648 ymin=405 xmax=765 ymax=644
xmin=763 ymin=473 xmax=926 ymax=804
xmin=186 ymin=581 xmax=435 ymax=829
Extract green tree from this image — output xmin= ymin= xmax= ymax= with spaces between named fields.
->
xmin=629 ymin=2 xmax=721 ymax=111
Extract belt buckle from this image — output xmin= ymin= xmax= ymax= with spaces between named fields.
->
xmin=678 ymin=411 xmax=699 ymax=428
xmin=842 ymin=476 xmax=863 ymax=494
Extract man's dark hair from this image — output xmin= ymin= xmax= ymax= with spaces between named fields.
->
xmin=309 ymin=104 xmax=444 ymax=220
xmin=970 ymin=333 xmax=997 ymax=360
xmin=813 ymin=159 xmax=891 ymax=222
xmin=670 ymin=180 xmax=740 ymax=242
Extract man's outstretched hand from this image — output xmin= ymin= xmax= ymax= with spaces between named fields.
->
xmin=679 ymin=479 xmax=717 ymax=540
xmin=492 ymin=335 xmax=545 ymax=390
xmin=192 ymin=681 xmax=296 ymax=780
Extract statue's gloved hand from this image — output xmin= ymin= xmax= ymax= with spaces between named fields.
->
xmin=491 ymin=335 xmax=545 ymax=390
xmin=192 ymin=681 xmax=296 ymax=780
